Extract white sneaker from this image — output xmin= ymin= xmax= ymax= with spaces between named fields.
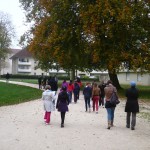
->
xmin=45 ymin=122 xmax=49 ymax=125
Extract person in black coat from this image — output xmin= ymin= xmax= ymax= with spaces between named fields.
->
xmin=38 ymin=76 xmax=42 ymax=89
xmin=56 ymin=86 xmax=69 ymax=128
xmin=125 ymin=81 xmax=139 ymax=130
xmin=48 ymin=77 xmax=58 ymax=94
xmin=98 ymin=81 xmax=106 ymax=107
xmin=5 ymin=73 xmax=10 ymax=83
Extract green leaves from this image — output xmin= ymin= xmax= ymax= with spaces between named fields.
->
xmin=20 ymin=0 xmax=150 ymax=74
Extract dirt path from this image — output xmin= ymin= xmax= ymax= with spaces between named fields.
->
xmin=0 ymin=81 xmax=150 ymax=150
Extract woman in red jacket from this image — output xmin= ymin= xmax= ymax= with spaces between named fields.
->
xmin=67 ymin=80 xmax=74 ymax=103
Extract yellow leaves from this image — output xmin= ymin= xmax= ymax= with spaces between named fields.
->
xmin=121 ymin=51 xmax=130 ymax=60
xmin=53 ymin=47 xmax=60 ymax=57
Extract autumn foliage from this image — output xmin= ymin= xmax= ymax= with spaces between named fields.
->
xmin=19 ymin=0 xmax=150 ymax=75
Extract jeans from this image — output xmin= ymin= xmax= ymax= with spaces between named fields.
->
xmin=77 ymin=90 xmax=80 ymax=99
xmin=106 ymin=107 xmax=115 ymax=121
xmin=74 ymin=93 xmax=78 ymax=103
xmin=68 ymin=91 xmax=72 ymax=103
xmin=84 ymin=97 xmax=91 ymax=111
xmin=126 ymin=112 xmax=136 ymax=128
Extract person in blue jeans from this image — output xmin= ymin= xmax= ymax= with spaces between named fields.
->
xmin=104 ymin=80 xmax=117 ymax=129
xmin=83 ymin=82 xmax=92 ymax=112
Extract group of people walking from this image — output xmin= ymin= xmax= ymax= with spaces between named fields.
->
xmin=42 ymin=77 xmax=82 ymax=128
xmin=41 ymin=78 xmax=139 ymax=130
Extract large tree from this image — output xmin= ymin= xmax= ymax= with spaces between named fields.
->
xmin=19 ymin=0 xmax=90 ymax=79
xmin=20 ymin=0 xmax=150 ymax=88
xmin=0 ymin=12 xmax=14 ymax=75
xmin=79 ymin=0 xmax=150 ymax=88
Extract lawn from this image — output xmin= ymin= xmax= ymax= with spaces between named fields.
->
xmin=0 ymin=82 xmax=42 ymax=106
xmin=0 ymin=79 xmax=149 ymax=103
xmin=118 ymin=84 xmax=150 ymax=102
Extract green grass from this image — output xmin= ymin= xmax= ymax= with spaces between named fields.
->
xmin=118 ymin=84 xmax=150 ymax=102
xmin=0 ymin=82 xmax=42 ymax=106
xmin=0 ymin=78 xmax=38 ymax=84
xmin=139 ymin=112 xmax=150 ymax=122
xmin=0 ymin=79 xmax=149 ymax=103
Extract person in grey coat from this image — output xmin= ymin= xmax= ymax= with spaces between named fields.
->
xmin=125 ymin=81 xmax=139 ymax=130
xmin=42 ymin=85 xmax=56 ymax=125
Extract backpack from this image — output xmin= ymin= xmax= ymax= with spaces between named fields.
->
xmin=74 ymin=83 xmax=80 ymax=92
xmin=110 ymin=92 xmax=120 ymax=105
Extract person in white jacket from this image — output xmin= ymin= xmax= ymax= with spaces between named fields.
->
xmin=42 ymin=85 xmax=56 ymax=125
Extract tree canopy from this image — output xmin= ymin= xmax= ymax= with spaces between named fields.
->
xmin=19 ymin=0 xmax=150 ymax=87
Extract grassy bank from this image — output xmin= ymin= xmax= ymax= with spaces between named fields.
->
xmin=0 ymin=82 xmax=42 ymax=106
xmin=1 ymin=79 xmax=149 ymax=102
xmin=118 ymin=84 xmax=150 ymax=102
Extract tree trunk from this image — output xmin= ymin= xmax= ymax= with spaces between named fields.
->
xmin=108 ymin=71 xmax=121 ymax=90
xmin=70 ymin=69 xmax=75 ymax=81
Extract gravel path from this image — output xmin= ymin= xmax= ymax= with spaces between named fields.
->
xmin=0 ymin=80 xmax=150 ymax=150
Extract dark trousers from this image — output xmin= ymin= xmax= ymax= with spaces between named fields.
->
xmin=84 ymin=97 xmax=91 ymax=111
xmin=61 ymin=112 xmax=66 ymax=125
xmin=38 ymin=83 xmax=42 ymax=89
xmin=99 ymin=95 xmax=104 ymax=106
xmin=74 ymin=93 xmax=78 ymax=103
xmin=126 ymin=112 xmax=136 ymax=128
xmin=77 ymin=90 xmax=80 ymax=99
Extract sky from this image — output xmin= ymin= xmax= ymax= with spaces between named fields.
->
xmin=0 ymin=0 xmax=28 ymax=49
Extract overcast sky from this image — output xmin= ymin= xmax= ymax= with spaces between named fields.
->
xmin=0 ymin=0 xmax=28 ymax=48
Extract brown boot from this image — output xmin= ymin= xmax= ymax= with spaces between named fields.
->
xmin=111 ymin=120 xmax=114 ymax=127
xmin=107 ymin=121 xmax=111 ymax=129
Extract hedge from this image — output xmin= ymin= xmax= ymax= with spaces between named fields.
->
xmin=0 ymin=74 xmax=99 ymax=81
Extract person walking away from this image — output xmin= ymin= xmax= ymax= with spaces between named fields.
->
xmin=38 ymin=75 xmax=42 ymax=89
xmin=99 ymin=81 xmax=106 ymax=108
xmin=83 ymin=82 xmax=92 ymax=112
xmin=49 ymin=77 xmax=58 ymax=95
xmin=92 ymin=83 xmax=100 ymax=114
xmin=61 ymin=79 xmax=68 ymax=89
xmin=125 ymin=81 xmax=139 ymax=130
xmin=5 ymin=73 xmax=10 ymax=83
xmin=42 ymin=76 xmax=47 ymax=89
xmin=67 ymin=80 xmax=74 ymax=103
xmin=76 ymin=77 xmax=82 ymax=100
xmin=104 ymin=80 xmax=118 ymax=129
xmin=42 ymin=85 xmax=56 ymax=125
xmin=73 ymin=80 xmax=80 ymax=103
xmin=56 ymin=86 xmax=69 ymax=128
xmin=54 ymin=75 xmax=58 ymax=83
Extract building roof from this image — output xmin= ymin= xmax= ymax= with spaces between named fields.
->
xmin=9 ymin=48 xmax=21 ymax=54
xmin=10 ymin=48 xmax=33 ymax=59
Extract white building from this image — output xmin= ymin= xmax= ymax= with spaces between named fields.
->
xmin=10 ymin=49 xmax=47 ymax=75
xmin=0 ymin=49 xmax=21 ymax=75
xmin=10 ymin=49 xmax=150 ymax=85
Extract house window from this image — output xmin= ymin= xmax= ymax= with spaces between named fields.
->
xmin=19 ymin=58 xmax=29 ymax=62
xmin=137 ymin=73 xmax=142 ymax=81
xmin=18 ymin=65 xmax=30 ymax=69
xmin=126 ymin=72 xmax=130 ymax=81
